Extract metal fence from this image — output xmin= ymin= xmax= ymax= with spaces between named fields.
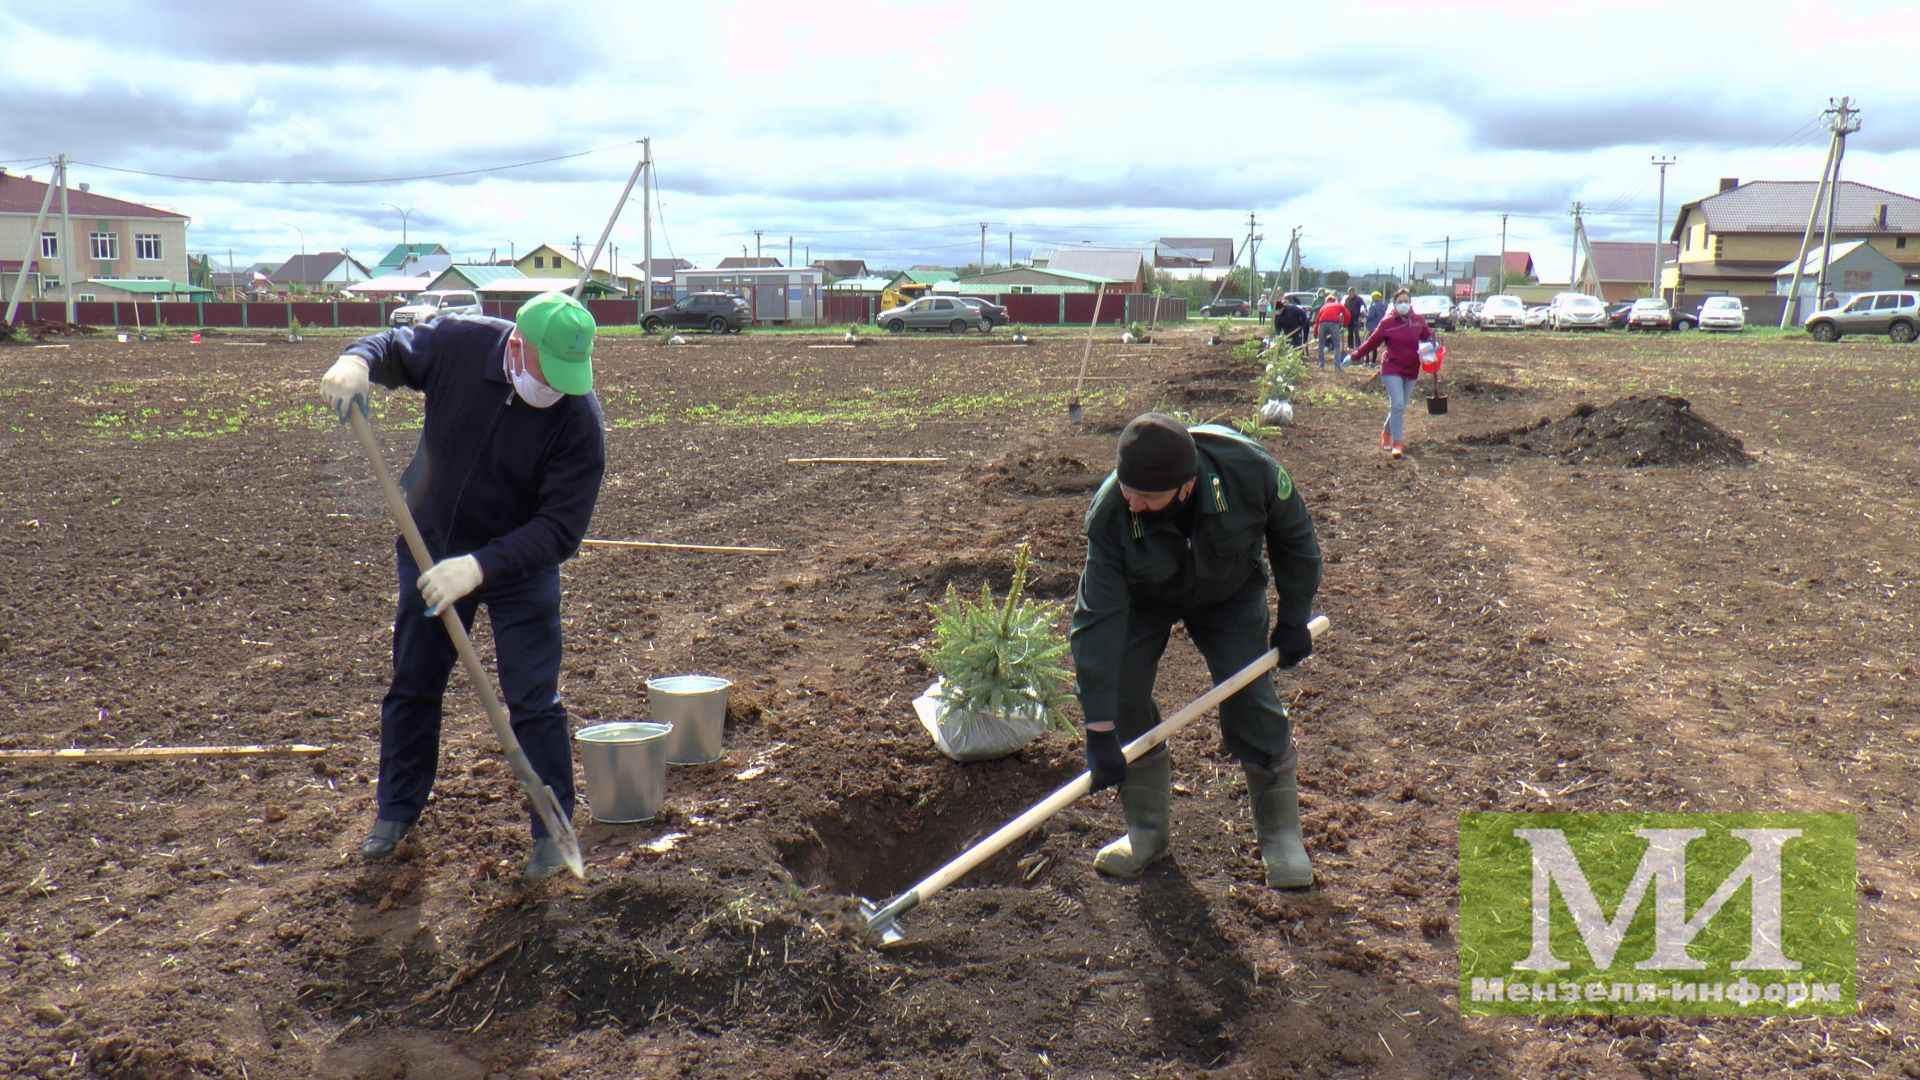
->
xmin=7 ymin=291 xmax=1191 ymax=330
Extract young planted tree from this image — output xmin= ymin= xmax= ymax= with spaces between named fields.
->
xmin=919 ymin=544 xmax=1074 ymax=760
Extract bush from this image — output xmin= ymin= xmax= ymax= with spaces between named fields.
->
xmin=926 ymin=544 xmax=1072 ymax=725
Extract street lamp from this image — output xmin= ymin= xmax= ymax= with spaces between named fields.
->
xmin=281 ymin=223 xmax=305 ymax=261
xmin=383 ymin=203 xmax=416 ymax=247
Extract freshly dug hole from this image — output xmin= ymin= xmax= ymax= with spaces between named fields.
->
xmin=777 ymin=791 xmax=1049 ymax=901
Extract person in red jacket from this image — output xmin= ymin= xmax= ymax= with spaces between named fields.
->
xmin=1313 ymin=295 xmax=1349 ymax=369
xmin=1349 ymin=288 xmax=1434 ymax=458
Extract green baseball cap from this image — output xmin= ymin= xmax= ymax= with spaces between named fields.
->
xmin=515 ymin=291 xmax=596 ymax=395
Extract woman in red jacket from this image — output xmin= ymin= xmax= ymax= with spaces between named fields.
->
xmin=1349 ymin=288 xmax=1434 ymax=458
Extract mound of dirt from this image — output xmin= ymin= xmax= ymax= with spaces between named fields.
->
xmin=1448 ymin=375 xmax=1532 ymax=400
xmin=980 ymin=452 xmax=1106 ymax=497
xmin=1477 ymin=394 xmax=1752 ymax=467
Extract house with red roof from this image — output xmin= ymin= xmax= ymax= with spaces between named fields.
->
xmin=0 ymin=167 xmax=191 ymax=301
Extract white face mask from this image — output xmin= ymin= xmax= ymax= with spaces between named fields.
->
xmin=504 ymin=335 xmax=564 ymax=408
xmin=1394 ymin=302 xmax=1412 ymax=316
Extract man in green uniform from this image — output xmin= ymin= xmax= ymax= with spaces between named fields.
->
xmin=1071 ymin=413 xmax=1322 ymax=887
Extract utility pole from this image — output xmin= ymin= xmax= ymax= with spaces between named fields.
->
xmin=1443 ymin=234 xmax=1451 ymax=299
xmin=1652 ymin=155 xmax=1676 ymax=299
xmin=641 ymin=137 xmax=651 ymax=307
xmin=1498 ymin=213 xmax=1509 ymax=293
xmin=1290 ymin=226 xmax=1302 ymax=291
xmin=979 ymin=222 xmax=988 ymax=273
xmin=1781 ymin=98 xmax=1860 ymax=326
xmin=1248 ymin=212 xmax=1259 ymax=309
xmin=1569 ymin=202 xmax=1583 ymax=288
xmin=59 ymin=155 xmax=73 ymax=323
xmin=788 ymin=235 xmax=793 ymax=266
xmin=754 ymin=230 xmax=763 ymax=262
xmin=1008 ymin=232 xmax=1013 ymax=266
xmin=573 ymin=235 xmax=582 ymax=269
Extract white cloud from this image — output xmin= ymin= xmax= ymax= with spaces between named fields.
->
xmin=2 ymin=0 xmax=1914 ymax=278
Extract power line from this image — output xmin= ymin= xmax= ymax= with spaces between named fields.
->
xmin=63 ymin=141 xmax=640 ymax=186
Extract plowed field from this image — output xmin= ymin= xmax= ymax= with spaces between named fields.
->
xmin=2 ymin=323 xmax=1915 ymax=1078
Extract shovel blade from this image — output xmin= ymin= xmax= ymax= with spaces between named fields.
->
xmin=531 ymin=782 xmax=587 ymax=880
xmin=1427 ymin=395 xmax=1449 ymax=416
xmin=857 ymin=897 xmax=908 ymax=946
xmin=1068 ymin=401 xmax=1083 ymax=425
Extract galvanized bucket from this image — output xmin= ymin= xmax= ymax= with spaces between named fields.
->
xmin=574 ymin=721 xmax=671 ymax=823
xmin=647 ymin=675 xmax=733 ymax=765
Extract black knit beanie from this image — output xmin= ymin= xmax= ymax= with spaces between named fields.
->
xmin=1116 ymin=413 xmax=1197 ymax=492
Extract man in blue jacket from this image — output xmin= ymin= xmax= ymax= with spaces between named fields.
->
xmin=321 ymin=292 xmax=605 ymax=881
xmin=1071 ymin=414 xmax=1322 ymax=887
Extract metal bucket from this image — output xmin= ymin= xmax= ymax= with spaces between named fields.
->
xmin=574 ymin=721 xmax=671 ymax=823
xmin=647 ymin=675 xmax=732 ymax=765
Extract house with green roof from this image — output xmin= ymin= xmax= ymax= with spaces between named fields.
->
xmin=885 ymin=268 xmax=957 ymax=292
xmin=944 ymin=265 xmax=1113 ymax=294
xmin=74 ymin=278 xmax=213 ymax=302
xmin=375 ymin=243 xmax=448 ymax=275
xmin=429 ymin=264 xmax=527 ymax=291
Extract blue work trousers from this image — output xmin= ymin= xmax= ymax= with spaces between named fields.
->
xmin=376 ymin=544 xmax=575 ymax=838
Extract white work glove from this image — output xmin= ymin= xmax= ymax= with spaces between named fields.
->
xmin=418 ymin=555 xmax=483 ymax=616
xmin=322 ymin=354 xmax=370 ymax=421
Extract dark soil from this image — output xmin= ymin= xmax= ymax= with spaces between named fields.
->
xmin=2 ymin=327 xmax=1915 ymax=1078
xmin=1473 ymin=394 xmax=1753 ymax=467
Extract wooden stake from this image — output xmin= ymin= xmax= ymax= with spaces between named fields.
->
xmin=786 ymin=456 xmax=946 ymax=465
xmin=0 ymin=743 xmax=329 ymax=762
xmin=584 ymin=538 xmax=784 ymax=555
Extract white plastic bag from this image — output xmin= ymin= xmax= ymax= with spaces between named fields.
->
xmin=913 ymin=678 xmax=1054 ymax=762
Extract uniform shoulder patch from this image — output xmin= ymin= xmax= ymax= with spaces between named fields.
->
xmin=1274 ymin=465 xmax=1294 ymax=501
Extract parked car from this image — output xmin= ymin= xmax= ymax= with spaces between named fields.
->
xmin=1409 ymin=294 xmax=1455 ymax=330
xmin=1550 ymin=293 xmax=1609 ymax=331
xmin=1525 ymin=305 xmax=1551 ymax=329
xmin=642 ymin=291 xmax=752 ymax=333
xmin=1200 ymin=298 xmax=1252 ymax=318
xmin=1455 ymin=300 xmax=1481 ymax=328
xmin=1477 ymin=294 xmax=1527 ymax=330
xmin=389 ymin=289 xmax=482 ymax=327
xmin=1605 ymin=301 xmax=1635 ymax=330
xmin=1696 ymin=296 xmax=1747 ymax=332
xmin=875 ymin=295 xmax=987 ymax=334
xmin=1802 ymin=290 xmax=1920 ymax=342
xmin=1626 ymin=298 xmax=1673 ymax=331
xmin=1281 ymin=291 xmax=1320 ymax=311
xmin=956 ymin=296 xmax=1008 ymax=329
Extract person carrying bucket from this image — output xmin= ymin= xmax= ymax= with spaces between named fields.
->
xmin=1349 ymin=287 xmax=1434 ymax=459
xmin=320 ymin=292 xmax=606 ymax=881
xmin=1070 ymin=414 xmax=1323 ymax=888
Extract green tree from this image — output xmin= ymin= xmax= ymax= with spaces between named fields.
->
xmin=1324 ymin=270 xmax=1350 ymax=289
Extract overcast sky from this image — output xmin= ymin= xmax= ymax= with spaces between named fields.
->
xmin=4 ymin=0 xmax=1914 ymax=283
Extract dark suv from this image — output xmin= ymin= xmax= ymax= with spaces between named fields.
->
xmin=642 ymin=292 xmax=751 ymax=333
xmin=1200 ymin=298 xmax=1252 ymax=317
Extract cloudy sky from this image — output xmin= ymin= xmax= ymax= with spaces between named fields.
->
xmin=4 ymin=0 xmax=1914 ymax=283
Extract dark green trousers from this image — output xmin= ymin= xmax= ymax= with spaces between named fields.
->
xmin=1115 ymin=574 xmax=1293 ymax=770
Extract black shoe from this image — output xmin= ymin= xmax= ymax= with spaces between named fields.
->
xmin=361 ymin=818 xmax=414 ymax=861
xmin=523 ymin=837 xmax=568 ymax=882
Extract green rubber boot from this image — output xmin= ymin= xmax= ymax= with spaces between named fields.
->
xmin=1245 ymin=761 xmax=1314 ymax=888
xmin=1094 ymin=753 xmax=1172 ymax=878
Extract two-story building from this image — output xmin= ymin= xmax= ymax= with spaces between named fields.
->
xmin=0 ymin=168 xmax=191 ymax=300
xmin=1665 ymin=178 xmax=1920 ymax=298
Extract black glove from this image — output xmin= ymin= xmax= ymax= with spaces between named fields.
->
xmin=1084 ymin=728 xmax=1127 ymax=792
xmin=1270 ymin=622 xmax=1313 ymax=669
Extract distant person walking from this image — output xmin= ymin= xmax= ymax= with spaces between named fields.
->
xmin=1349 ymin=288 xmax=1433 ymax=459
xmin=1314 ymin=295 xmax=1349 ymax=369
xmin=1365 ymin=291 xmax=1386 ymax=333
xmin=1343 ymin=288 xmax=1365 ymax=350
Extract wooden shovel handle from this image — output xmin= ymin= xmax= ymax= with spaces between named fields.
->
xmin=889 ymin=614 xmax=1329 ymax=912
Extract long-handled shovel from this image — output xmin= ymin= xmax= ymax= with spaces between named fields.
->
xmin=346 ymin=407 xmax=585 ymax=880
xmin=1066 ymin=283 xmax=1108 ymax=425
xmin=860 ymin=614 xmax=1329 ymax=944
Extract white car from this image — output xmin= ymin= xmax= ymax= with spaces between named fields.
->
xmin=1525 ymin=305 xmax=1550 ymax=329
xmin=1696 ymin=296 xmax=1746 ymax=332
xmin=1478 ymin=294 xmax=1527 ymax=329
xmin=1550 ymin=293 xmax=1609 ymax=331
xmin=390 ymin=289 xmax=482 ymax=327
